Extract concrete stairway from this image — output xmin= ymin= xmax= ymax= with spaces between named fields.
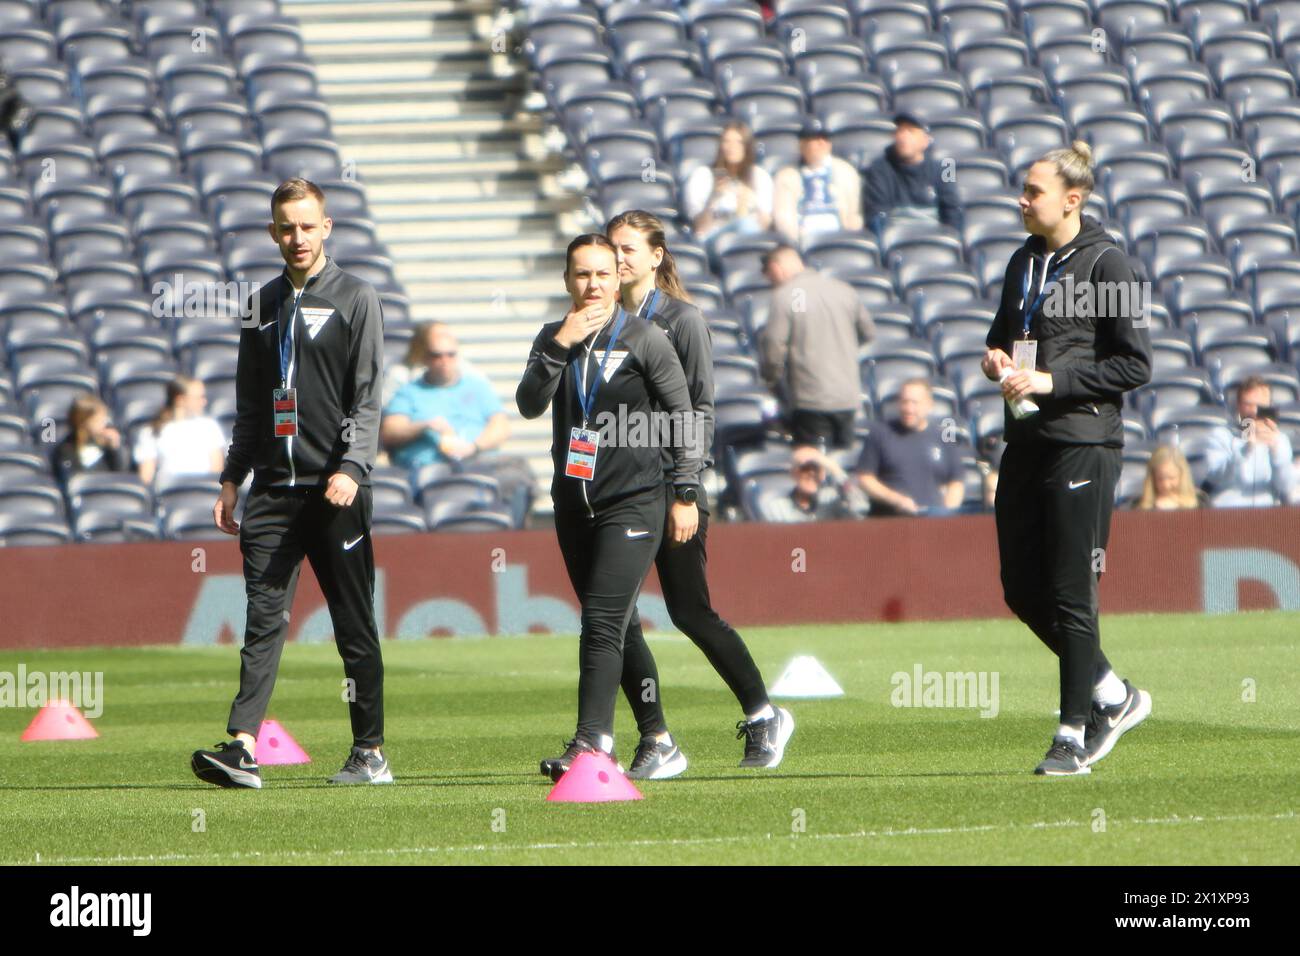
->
xmin=281 ymin=0 xmax=593 ymax=502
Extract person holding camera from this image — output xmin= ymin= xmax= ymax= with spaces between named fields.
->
xmin=1204 ymin=377 xmax=1296 ymax=507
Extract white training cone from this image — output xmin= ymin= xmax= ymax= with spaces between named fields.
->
xmin=770 ymin=656 xmax=844 ymax=698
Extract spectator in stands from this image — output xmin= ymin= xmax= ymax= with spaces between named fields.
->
xmin=135 ymin=376 xmax=226 ymax=485
xmin=861 ymin=111 xmax=963 ymax=235
xmin=1205 ymin=377 xmax=1296 ymax=506
xmin=758 ymin=244 xmax=874 ymax=449
xmin=764 ymin=447 xmax=857 ymax=522
xmin=381 ymin=322 xmax=509 ymax=471
xmin=685 ymin=120 xmax=773 ymax=267
xmin=53 ymin=395 xmax=123 ymax=489
xmin=854 ymin=379 xmax=965 ymax=516
xmin=0 ymin=65 xmax=32 ymax=149
xmin=381 ymin=321 xmax=431 ymax=409
xmin=1136 ymin=445 xmax=1202 ymax=510
xmin=773 ymin=118 xmax=863 ymax=248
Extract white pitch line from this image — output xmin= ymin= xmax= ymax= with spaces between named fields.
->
xmin=5 ymin=810 xmax=1295 ymax=866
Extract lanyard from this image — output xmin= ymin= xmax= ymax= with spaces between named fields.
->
xmin=280 ymin=286 xmax=304 ymax=387
xmin=1020 ymin=252 xmax=1069 ymax=338
xmin=575 ymin=306 xmax=628 ymax=425
xmin=637 ymin=287 xmax=661 ymax=322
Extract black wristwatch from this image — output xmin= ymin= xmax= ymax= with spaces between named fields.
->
xmin=674 ymin=485 xmax=698 ymax=505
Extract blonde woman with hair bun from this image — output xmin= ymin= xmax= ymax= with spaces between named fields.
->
xmin=978 ymin=140 xmax=1155 ymax=775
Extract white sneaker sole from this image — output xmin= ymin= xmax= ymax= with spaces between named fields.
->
xmin=196 ymin=753 xmax=263 ymax=789
xmin=1038 ymin=764 xmax=1092 ymax=776
xmin=328 ymin=764 xmax=394 ymax=784
xmin=1086 ymin=689 xmax=1152 ymax=767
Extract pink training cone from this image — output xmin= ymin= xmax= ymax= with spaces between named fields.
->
xmin=21 ymin=700 xmax=99 ymax=741
xmin=546 ymin=751 xmax=644 ymax=803
xmin=254 ymin=719 xmax=310 ymax=765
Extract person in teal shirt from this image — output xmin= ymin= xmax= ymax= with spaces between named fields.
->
xmin=381 ymin=322 xmax=509 ymax=470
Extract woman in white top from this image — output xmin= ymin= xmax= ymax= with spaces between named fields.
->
xmin=684 ymin=120 xmax=773 ymax=262
xmin=135 ymin=376 xmax=226 ymax=485
xmin=380 ymin=320 xmax=431 ymax=410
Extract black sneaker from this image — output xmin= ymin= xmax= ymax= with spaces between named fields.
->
xmin=327 ymin=746 xmax=393 ymax=784
xmin=1085 ymin=680 xmax=1152 ymax=767
xmin=191 ymin=740 xmax=262 ymax=789
xmin=737 ymin=707 xmax=795 ymax=768
xmin=539 ymin=737 xmax=619 ymax=783
xmin=1034 ymin=735 xmax=1091 ymax=776
xmin=626 ymin=735 xmax=688 ymax=780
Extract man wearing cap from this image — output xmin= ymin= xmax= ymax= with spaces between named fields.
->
xmin=862 ymin=111 xmax=963 ymax=236
xmin=773 ymin=118 xmax=863 ymax=248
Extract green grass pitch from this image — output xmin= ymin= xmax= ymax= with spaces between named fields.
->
xmin=0 ymin=611 xmax=1296 ymax=865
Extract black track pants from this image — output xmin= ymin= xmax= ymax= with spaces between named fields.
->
xmin=620 ymin=487 xmax=770 ymax=737
xmin=227 ymin=485 xmax=384 ymax=748
xmin=554 ymin=487 xmax=665 ymax=741
xmin=994 ymin=442 xmax=1121 ymax=727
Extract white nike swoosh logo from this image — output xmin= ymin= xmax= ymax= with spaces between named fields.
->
xmin=625 ymin=529 xmax=650 ymax=538
xmin=258 ymin=321 xmax=276 ymax=331
xmin=343 ymin=535 xmax=365 ymax=550
xmin=1068 ymin=480 xmax=1092 ymax=489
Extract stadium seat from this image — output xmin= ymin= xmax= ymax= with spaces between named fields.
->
xmin=432 ymin=511 xmax=514 ymax=533
xmin=371 ymin=505 xmax=428 ymax=537
xmin=418 ymin=475 xmax=501 ymax=527
xmin=66 ymin=471 xmax=154 ymax=515
xmin=0 ymin=513 xmax=72 ymax=545
xmin=0 ymin=474 xmax=65 ymax=518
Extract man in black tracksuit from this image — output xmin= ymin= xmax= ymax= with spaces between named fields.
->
xmin=516 ymin=236 xmax=702 ymax=780
xmin=191 ymin=179 xmax=388 ymax=789
xmin=985 ymin=199 xmax=1153 ymax=776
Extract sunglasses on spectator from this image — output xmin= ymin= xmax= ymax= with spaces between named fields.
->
xmin=428 ymin=351 xmax=457 ymax=359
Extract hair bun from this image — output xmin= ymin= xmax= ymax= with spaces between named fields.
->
xmin=1071 ymin=139 xmax=1094 ymax=168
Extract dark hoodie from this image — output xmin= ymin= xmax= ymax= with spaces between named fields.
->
xmin=985 ymin=215 xmax=1153 ymax=447
xmin=862 ymin=145 xmax=963 ymax=229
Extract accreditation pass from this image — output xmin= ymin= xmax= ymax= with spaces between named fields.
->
xmin=1012 ymin=338 xmax=1037 ymax=372
xmin=565 ymin=427 xmax=599 ymax=480
xmin=273 ymin=388 xmax=298 ymax=437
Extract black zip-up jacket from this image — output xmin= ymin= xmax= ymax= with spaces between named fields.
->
xmin=862 ymin=145 xmax=963 ymax=229
xmin=986 ymin=216 xmax=1153 ymax=447
xmin=516 ymin=307 xmax=702 ymax=514
xmin=220 ymin=257 xmax=384 ymax=489
xmin=640 ymin=291 xmax=716 ymax=508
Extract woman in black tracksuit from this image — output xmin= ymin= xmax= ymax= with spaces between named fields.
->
xmin=983 ymin=141 xmax=1153 ymax=776
xmin=516 ymin=234 xmax=702 ymax=781
xmin=606 ymin=210 xmax=794 ymax=779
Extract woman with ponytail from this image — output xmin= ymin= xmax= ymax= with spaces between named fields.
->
xmin=604 ymin=209 xmax=794 ymax=779
xmin=981 ymin=141 xmax=1153 ymax=775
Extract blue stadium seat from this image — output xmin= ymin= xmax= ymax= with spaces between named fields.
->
xmin=370 ymin=507 xmax=428 ymax=537
xmin=0 ymin=513 xmax=73 ymax=545
xmin=419 ymin=475 xmax=502 ymax=527
xmin=0 ymin=474 xmax=65 ymax=518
